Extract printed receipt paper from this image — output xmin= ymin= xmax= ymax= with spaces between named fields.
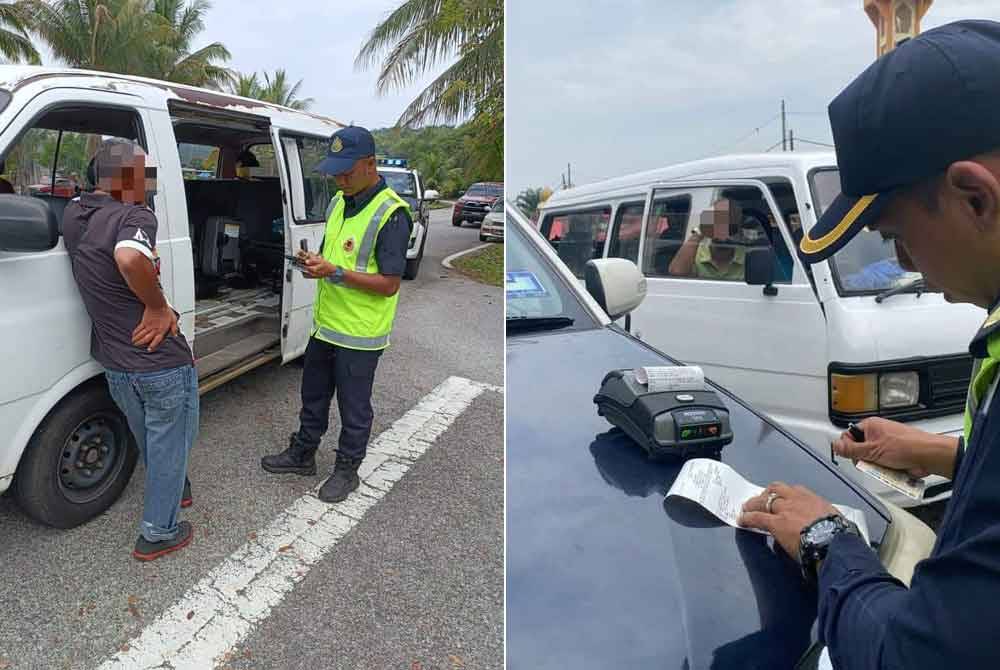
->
xmin=666 ymin=459 xmax=871 ymax=544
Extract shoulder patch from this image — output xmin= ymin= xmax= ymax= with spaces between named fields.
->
xmin=133 ymin=228 xmax=152 ymax=246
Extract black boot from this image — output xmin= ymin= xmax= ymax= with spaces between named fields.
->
xmin=261 ymin=433 xmax=317 ymax=476
xmin=318 ymin=454 xmax=363 ymax=503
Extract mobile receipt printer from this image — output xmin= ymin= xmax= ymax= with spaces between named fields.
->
xmin=594 ymin=366 xmax=733 ymax=459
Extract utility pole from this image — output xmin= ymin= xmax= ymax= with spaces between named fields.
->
xmin=781 ymin=99 xmax=787 ymax=152
xmin=789 ymin=128 xmax=795 ymax=152
xmin=567 ymin=162 xmax=572 ymax=189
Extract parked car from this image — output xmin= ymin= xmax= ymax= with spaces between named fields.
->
xmin=535 ymin=152 xmax=983 ymax=507
xmin=480 ymin=198 xmax=504 ymax=242
xmin=452 ymin=181 xmax=502 ymax=227
xmin=0 ymin=65 xmax=354 ymax=528
xmin=505 ymin=203 xmax=935 ymax=669
xmin=377 ymin=158 xmax=439 ymax=279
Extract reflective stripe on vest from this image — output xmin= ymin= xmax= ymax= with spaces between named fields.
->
xmin=315 ymin=326 xmax=390 ymax=350
xmin=354 ymin=199 xmax=395 ymax=272
xmin=325 ymin=194 xmax=343 ymax=221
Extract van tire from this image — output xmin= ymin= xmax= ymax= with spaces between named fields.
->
xmin=12 ymin=383 xmax=138 ymax=529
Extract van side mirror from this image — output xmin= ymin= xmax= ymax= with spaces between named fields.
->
xmin=745 ymin=247 xmax=777 ymax=296
xmin=584 ymin=258 xmax=647 ymax=319
xmin=0 ymin=195 xmax=59 ymax=252
xmin=423 ymin=189 xmax=440 ymax=201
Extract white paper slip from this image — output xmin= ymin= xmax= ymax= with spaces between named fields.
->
xmin=635 ymin=365 xmax=704 ymax=392
xmin=818 ymin=647 xmax=834 ymax=670
xmin=855 ymin=460 xmax=926 ymax=501
xmin=665 ymin=458 xmax=870 ymax=545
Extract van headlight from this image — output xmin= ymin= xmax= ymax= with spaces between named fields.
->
xmin=879 ymin=371 xmax=920 ymax=409
xmin=831 ymin=370 xmax=920 ymax=414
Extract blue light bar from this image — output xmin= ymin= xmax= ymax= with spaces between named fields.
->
xmin=377 ymin=157 xmax=408 ymax=168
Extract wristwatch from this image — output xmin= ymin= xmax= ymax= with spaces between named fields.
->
xmin=799 ymin=514 xmax=862 ymax=582
xmin=329 ymin=266 xmax=345 ymax=285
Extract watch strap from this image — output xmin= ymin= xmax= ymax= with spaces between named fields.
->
xmin=799 ymin=514 xmax=861 ymax=582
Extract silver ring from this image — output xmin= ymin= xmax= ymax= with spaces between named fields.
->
xmin=765 ymin=491 xmax=779 ymax=514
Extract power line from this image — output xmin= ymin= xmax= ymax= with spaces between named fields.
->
xmin=795 ymin=137 xmax=835 ymax=148
xmin=763 ymin=139 xmax=784 ymax=152
xmin=704 ymin=113 xmax=781 ymax=157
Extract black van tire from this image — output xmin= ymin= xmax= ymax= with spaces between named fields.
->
xmin=12 ymin=383 xmax=138 ymax=529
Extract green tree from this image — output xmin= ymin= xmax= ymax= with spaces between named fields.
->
xmin=516 ymin=186 xmax=553 ymax=220
xmin=24 ymin=0 xmax=231 ymax=88
xmin=144 ymin=0 xmax=232 ymax=88
xmin=356 ymin=0 xmax=502 ymax=127
xmin=228 ymin=70 xmax=261 ymax=98
xmin=0 ymin=2 xmax=40 ymax=63
xmin=258 ymin=69 xmax=313 ymax=110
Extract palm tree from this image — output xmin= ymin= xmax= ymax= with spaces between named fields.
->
xmin=228 ymin=70 xmax=261 ymax=99
xmin=516 ymin=187 xmax=552 ymax=220
xmin=24 ymin=0 xmax=156 ymax=72
xmin=257 ymin=69 xmax=313 ymax=110
xmin=24 ymin=0 xmax=231 ymax=88
xmin=355 ymin=0 xmax=502 ymax=127
xmin=0 ymin=2 xmax=40 ymax=64
xmin=144 ymin=0 xmax=232 ymax=89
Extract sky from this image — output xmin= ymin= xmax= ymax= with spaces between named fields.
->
xmin=37 ymin=0 xmax=445 ymax=130
xmin=507 ymin=0 xmax=1000 ymax=196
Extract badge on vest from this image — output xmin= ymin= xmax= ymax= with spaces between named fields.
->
xmin=343 ymin=236 xmax=356 ymax=253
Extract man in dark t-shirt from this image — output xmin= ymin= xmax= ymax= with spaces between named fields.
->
xmin=63 ymin=138 xmax=197 ymax=561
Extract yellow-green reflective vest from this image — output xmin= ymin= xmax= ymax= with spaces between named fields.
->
xmin=964 ymin=306 xmax=1000 ymax=441
xmin=312 ymin=186 xmax=409 ymax=351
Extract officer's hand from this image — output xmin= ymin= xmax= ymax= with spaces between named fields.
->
xmin=301 ymin=253 xmax=335 ymax=279
xmin=132 ymin=305 xmax=178 ymax=352
xmin=832 ymin=417 xmax=937 ymax=478
xmin=740 ymin=482 xmax=839 ymax=561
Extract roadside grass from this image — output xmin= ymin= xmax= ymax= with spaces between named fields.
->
xmin=451 ymin=243 xmax=503 ymax=286
xmin=428 ymin=200 xmax=454 ymax=210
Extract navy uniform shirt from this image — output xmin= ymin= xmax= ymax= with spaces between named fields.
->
xmin=817 ymin=305 xmax=1000 ymax=669
xmin=321 ymin=176 xmax=412 ymax=276
xmin=62 ymin=192 xmax=193 ymax=372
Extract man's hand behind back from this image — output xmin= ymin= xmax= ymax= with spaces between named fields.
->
xmin=132 ymin=306 xmax=178 ymax=352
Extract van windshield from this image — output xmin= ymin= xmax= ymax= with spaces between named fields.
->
xmin=810 ymin=168 xmax=922 ymax=296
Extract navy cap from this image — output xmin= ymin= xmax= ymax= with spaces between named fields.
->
xmin=800 ymin=20 xmax=1000 ymax=263
xmin=314 ymin=126 xmax=376 ymax=176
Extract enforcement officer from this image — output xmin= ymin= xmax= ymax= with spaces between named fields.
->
xmin=260 ymin=126 xmax=412 ymax=503
xmin=739 ymin=21 xmax=1000 ymax=668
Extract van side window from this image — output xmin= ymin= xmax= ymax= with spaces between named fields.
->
xmin=2 ymin=106 xmax=144 ymax=223
xmin=653 ymin=185 xmax=793 ymax=284
xmin=539 ymin=206 xmax=611 ymax=278
xmin=178 ymin=143 xmax=219 ymax=180
xmin=642 ymin=195 xmax=690 ymax=277
xmin=608 ymin=201 xmax=644 ymax=264
xmin=289 ymin=136 xmax=337 ymax=222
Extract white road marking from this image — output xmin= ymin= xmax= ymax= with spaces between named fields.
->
xmin=96 ymin=376 xmax=496 ymax=670
xmin=441 ymin=242 xmax=493 ymax=270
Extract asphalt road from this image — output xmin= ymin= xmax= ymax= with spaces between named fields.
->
xmin=0 ymin=207 xmax=504 ymax=670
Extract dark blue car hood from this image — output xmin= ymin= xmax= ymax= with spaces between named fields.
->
xmin=506 ymin=326 xmax=890 ymax=670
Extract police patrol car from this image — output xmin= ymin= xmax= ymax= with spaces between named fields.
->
xmin=376 ymin=157 xmax=440 ymax=280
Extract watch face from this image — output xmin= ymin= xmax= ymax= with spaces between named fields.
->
xmin=808 ymin=518 xmax=840 ymax=545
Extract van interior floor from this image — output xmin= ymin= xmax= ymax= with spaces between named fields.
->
xmin=193 ymin=286 xmax=281 ymax=380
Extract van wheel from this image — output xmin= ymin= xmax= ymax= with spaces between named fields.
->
xmin=403 ymin=238 xmax=425 ymax=280
xmin=12 ymin=384 xmax=138 ymax=529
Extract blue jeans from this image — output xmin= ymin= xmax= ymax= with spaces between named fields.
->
xmin=105 ymin=365 xmax=199 ymax=542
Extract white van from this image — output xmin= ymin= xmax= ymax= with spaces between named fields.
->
xmin=537 ymin=152 xmax=983 ymax=507
xmin=0 ymin=66 xmax=358 ymax=527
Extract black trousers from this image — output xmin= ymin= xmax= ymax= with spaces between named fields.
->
xmin=296 ymin=336 xmax=382 ymax=460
